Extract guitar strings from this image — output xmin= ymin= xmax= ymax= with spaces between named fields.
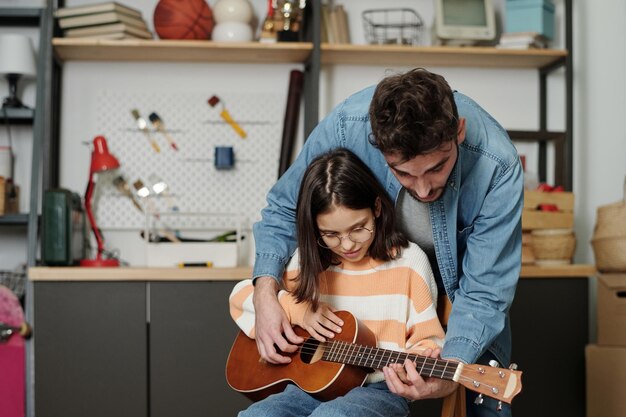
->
xmin=292 ymin=339 xmax=511 ymax=396
xmin=295 ymin=339 xmax=457 ymax=377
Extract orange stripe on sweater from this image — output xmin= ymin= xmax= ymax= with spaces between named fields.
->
xmin=363 ymin=319 xmax=409 ymax=348
xmin=363 ymin=318 xmax=444 ymax=352
xmin=407 ymin=317 xmax=445 ymax=346
xmin=229 ymin=283 xmax=254 ymax=321
xmin=320 ymin=268 xmax=434 ymax=312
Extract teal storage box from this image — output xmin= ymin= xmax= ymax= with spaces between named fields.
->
xmin=42 ymin=189 xmax=86 ymax=265
xmin=506 ymin=0 xmax=555 ymax=39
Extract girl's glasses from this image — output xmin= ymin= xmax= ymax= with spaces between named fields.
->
xmin=317 ymin=226 xmax=374 ymax=249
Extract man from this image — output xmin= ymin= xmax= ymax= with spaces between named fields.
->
xmin=251 ymin=68 xmax=523 ymax=416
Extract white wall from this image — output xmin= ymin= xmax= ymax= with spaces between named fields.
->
xmin=573 ymin=0 xmax=626 ymax=264
xmin=2 ymin=0 xmax=622 ymax=269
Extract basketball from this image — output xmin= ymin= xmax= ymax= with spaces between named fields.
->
xmin=153 ymin=0 xmax=215 ymax=40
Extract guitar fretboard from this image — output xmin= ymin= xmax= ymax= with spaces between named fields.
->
xmin=321 ymin=340 xmax=459 ymax=381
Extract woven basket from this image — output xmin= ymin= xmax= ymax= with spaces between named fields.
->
xmin=592 ymin=178 xmax=626 ymax=272
xmin=531 ymin=229 xmax=576 ymax=263
xmin=592 ymin=237 xmax=626 ymax=272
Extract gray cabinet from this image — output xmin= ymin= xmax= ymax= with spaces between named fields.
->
xmin=33 ymin=280 xmax=251 ymax=417
xmin=150 ymin=282 xmax=251 ymax=416
xmin=34 ymin=282 xmax=148 ymax=417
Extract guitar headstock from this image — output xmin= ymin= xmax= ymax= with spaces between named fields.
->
xmin=457 ymin=362 xmax=522 ymax=404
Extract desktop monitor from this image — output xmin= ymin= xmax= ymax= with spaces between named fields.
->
xmin=434 ymin=0 xmax=496 ymax=44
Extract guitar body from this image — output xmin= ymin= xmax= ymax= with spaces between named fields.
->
xmin=226 ymin=310 xmax=377 ymax=402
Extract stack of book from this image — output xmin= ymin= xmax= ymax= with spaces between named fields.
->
xmin=497 ymin=32 xmax=549 ymax=49
xmin=321 ymin=4 xmax=350 ymax=44
xmin=55 ymin=2 xmax=153 ymax=40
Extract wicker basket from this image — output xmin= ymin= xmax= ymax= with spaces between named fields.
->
xmin=592 ymin=237 xmax=626 ymax=272
xmin=531 ymin=228 xmax=576 ymax=264
xmin=592 ymin=178 xmax=626 ymax=271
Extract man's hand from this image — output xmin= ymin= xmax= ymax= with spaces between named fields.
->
xmin=252 ymin=276 xmax=304 ymax=364
xmin=383 ymin=349 xmax=458 ymax=401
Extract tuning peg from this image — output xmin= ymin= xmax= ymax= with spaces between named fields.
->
xmin=509 ymin=363 xmax=518 ymax=370
xmin=489 ymin=359 xmax=500 ymax=368
xmin=474 ymin=394 xmax=484 ymax=405
xmin=497 ymin=401 xmax=503 ymax=411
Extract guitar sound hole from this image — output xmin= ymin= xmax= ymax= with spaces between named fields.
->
xmin=300 ymin=337 xmax=320 ymax=364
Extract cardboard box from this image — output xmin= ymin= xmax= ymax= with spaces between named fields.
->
xmin=522 ymin=190 xmax=574 ymax=231
xmin=586 ymin=344 xmax=626 ymax=417
xmin=506 ymin=0 xmax=555 ymax=39
xmin=597 ymin=274 xmax=626 ymax=346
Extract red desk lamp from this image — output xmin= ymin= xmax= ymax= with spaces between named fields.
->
xmin=80 ymin=136 xmax=120 ymax=267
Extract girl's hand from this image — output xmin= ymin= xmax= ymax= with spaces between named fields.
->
xmin=301 ymin=302 xmax=344 ymax=342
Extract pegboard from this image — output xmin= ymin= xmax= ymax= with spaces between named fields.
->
xmin=93 ymin=89 xmax=284 ymax=231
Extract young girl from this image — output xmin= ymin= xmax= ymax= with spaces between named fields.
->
xmin=229 ymin=148 xmax=445 ymax=416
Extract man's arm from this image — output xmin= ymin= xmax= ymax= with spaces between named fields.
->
xmin=252 ymin=277 xmax=303 ymax=364
xmin=442 ymin=152 xmax=524 ymax=365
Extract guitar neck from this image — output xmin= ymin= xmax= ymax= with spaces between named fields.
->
xmin=321 ymin=340 xmax=459 ymax=381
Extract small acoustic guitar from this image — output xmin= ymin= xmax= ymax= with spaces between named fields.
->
xmin=226 ymin=311 xmax=522 ymax=404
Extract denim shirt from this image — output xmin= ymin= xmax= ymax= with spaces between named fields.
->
xmin=252 ymin=86 xmax=523 ymax=366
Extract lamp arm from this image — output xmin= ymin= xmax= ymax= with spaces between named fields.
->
xmin=84 ymin=175 xmax=106 ymax=258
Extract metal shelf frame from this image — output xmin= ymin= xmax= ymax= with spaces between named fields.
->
xmin=0 ymin=3 xmax=62 ymax=417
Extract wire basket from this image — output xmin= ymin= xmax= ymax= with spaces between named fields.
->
xmin=0 ymin=264 xmax=26 ymax=299
xmin=362 ymin=8 xmax=424 ymax=46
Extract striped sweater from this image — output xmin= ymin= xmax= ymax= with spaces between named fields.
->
xmin=229 ymin=242 xmax=445 ymax=383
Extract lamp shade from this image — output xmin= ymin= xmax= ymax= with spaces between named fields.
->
xmin=91 ymin=136 xmax=120 ymax=173
xmin=0 ymin=34 xmax=36 ymax=77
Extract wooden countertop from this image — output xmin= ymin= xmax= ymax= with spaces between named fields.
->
xmin=29 ymin=264 xmax=597 ymax=281
xmin=29 ymin=266 xmax=254 ymax=281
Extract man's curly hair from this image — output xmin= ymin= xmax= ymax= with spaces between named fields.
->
xmin=369 ymin=68 xmax=459 ymax=161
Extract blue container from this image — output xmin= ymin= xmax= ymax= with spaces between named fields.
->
xmin=215 ymin=146 xmax=234 ymax=170
xmin=506 ymin=0 xmax=555 ymax=39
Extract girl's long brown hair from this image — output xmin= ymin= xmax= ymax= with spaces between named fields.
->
xmin=293 ymin=148 xmax=408 ymax=309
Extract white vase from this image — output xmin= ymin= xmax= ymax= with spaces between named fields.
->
xmin=213 ymin=0 xmax=253 ymax=24
xmin=212 ymin=22 xmax=253 ymax=42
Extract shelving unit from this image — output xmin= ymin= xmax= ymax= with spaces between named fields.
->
xmin=0 ymin=4 xmax=59 ymax=417
xmin=44 ymin=3 xmax=589 ymax=277
xmin=0 ymin=8 xmax=40 ymax=227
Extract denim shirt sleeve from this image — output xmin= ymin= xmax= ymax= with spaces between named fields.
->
xmin=252 ymin=109 xmax=343 ymax=282
xmin=441 ymin=155 xmax=524 ymax=365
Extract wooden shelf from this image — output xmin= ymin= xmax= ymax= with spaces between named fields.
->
xmin=321 ymin=44 xmax=567 ymax=69
xmin=52 ymin=38 xmax=312 ymax=63
xmin=52 ymin=38 xmax=568 ymax=70
xmin=29 ymin=266 xmax=253 ymax=281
